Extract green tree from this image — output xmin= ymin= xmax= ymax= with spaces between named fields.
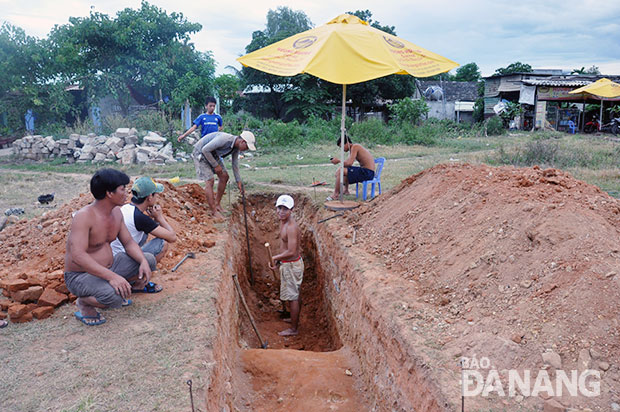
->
xmin=0 ymin=22 xmax=75 ymax=132
xmin=494 ymin=62 xmax=532 ymax=76
xmin=48 ymin=1 xmax=214 ymax=114
xmin=454 ymin=62 xmax=481 ymax=82
xmin=572 ymin=65 xmax=600 ymax=75
xmin=388 ymin=97 xmax=429 ymax=125
xmin=214 ymin=74 xmax=241 ymax=115
xmin=240 ymin=6 xmax=314 ymax=119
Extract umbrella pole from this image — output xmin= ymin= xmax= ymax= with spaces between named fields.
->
xmin=339 ymin=84 xmax=346 ymax=202
xmin=600 ymin=100 xmax=604 ymax=131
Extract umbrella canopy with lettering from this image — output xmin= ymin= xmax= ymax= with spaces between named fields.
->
xmin=238 ymin=14 xmax=458 ymax=200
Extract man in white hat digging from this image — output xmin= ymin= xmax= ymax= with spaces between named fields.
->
xmin=269 ymin=194 xmax=304 ymax=336
xmin=183 ymin=131 xmax=256 ymax=220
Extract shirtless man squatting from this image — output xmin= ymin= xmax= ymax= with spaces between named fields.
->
xmin=64 ymin=169 xmax=157 ymax=326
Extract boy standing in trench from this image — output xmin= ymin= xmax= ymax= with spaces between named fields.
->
xmin=269 ymin=195 xmax=303 ymax=336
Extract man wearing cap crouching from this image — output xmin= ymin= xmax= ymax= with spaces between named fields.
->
xmin=269 ymin=195 xmax=304 ymax=336
xmin=190 ymin=131 xmax=256 ymax=221
xmin=110 ymin=177 xmax=177 ymax=293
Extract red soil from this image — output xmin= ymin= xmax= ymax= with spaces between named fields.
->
xmin=349 ymin=163 xmax=620 ymax=411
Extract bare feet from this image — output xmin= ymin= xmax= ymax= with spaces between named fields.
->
xmin=212 ymin=211 xmax=225 ymax=222
xmin=278 ymin=328 xmax=298 ymax=336
xmin=75 ymin=298 xmax=106 ymax=325
xmin=76 ymin=297 xmax=99 ymax=318
xmin=216 ymin=204 xmax=225 ymax=213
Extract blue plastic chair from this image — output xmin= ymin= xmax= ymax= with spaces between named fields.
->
xmin=355 ymin=157 xmax=385 ymax=200
xmin=567 ymin=120 xmax=576 ymax=134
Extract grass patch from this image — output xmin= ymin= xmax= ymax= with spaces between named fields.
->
xmin=0 ymin=260 xmax=219 ymax=412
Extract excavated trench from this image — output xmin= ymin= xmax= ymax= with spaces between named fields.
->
xmin=207 ymin=194 xmax=447 ymax=411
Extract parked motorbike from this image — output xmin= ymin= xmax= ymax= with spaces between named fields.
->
xmin=584 ymin=115 xmax=620 ymax=135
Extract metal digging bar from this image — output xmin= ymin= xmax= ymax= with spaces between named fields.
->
xmin=240 ymin=183 xmax=254 ymax=285
xmin=232 ymin=274 xmax=268 ymax=349
xmin=317 ymin=212 xmax=344 ymax=224
xmin=187 ymin=379 xmax=195 ymax=412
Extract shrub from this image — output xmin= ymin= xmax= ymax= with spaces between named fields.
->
xmin=350 ymin=118 xmax=390 ymax=145
xmin=388 ymin=97 xmax=429 ymax=125
xmin=392 ymin=122 xmax=437 ymax=146
xmin=302 ymin=115 xmax=339 ymax=144
xmin=224 ymin=112 xmax=263 ymax=135
xmin=262 ymin=119 xmax=303 ymax=147
xmin=485 ymin=116 xmax=505 ymax=136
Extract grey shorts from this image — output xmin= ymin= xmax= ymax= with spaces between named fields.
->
xmin=193 ymin=153 xmax=225 ymax=181
xmin=141 ymin=237 xmax=164 ymax=256
xmin=64 ymin=252 xmax=157 ymax=308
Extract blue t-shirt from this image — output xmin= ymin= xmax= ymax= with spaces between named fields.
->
xmin=193 ymin=113 xmax=223 ymax=137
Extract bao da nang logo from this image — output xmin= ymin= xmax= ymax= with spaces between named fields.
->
xmin=293 ymin=36 xmax=317 ymax=49
xmin=459 ymin=355 xmax=600 ymax=398
xmin=383 ymin=36 xmax=405 ymax=49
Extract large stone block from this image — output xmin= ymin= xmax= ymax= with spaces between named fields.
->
xmin=137 ymin=145 xmax=157 ymax=155
xmin=95 ymin=144 xmax=109 ymax=154
xmin=32 ymin=306 xmax=54 ymax=319
xmin=143 ymin=132 xmax=167 ymax=146
xmin=158 ymin=142 xmax=174 ymax=158
xmin=10 ymin=286 xmax=44 ymax=303
xmin=114 ymin=128 xmax=130 ymax=138
xmin=105 ymin=136 xmax=122 ymax=148
xmin=136 ymin=151 xmax=149 ymax=164
xmin=81 ymin=144 xmax=94 ymax=155
xmin=78 ymin=151 xmax=94 ymax=161
xmin=38 ymin=288 xmax=68 ymax=307
xmin=119 ymin=149 xmax=136 ymax=165
xmin=8 ymin=303 xmax=28 ymax=318
xmin=93 ymin=153 xmax=107 ymax=163
xmin=1 ymin=279 xmax=30 ymax=292
xmin=124 ymin=135 xmax=138 ymax=146
xmin=94 ymin=135 xmax=107 ymax=145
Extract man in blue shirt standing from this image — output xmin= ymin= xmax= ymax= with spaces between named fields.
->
xmin=177 ymin=96 xmax=223 ymax=141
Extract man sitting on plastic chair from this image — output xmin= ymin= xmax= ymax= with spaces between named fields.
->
xmin=327 ymin=134 xmax=375 ymax=201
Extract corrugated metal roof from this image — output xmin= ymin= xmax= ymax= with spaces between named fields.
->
xmin=523 ymin=79 xmax=592 ymax=87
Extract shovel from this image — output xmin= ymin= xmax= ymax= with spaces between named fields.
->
xmin=171 ymin=252 xmax=196 ymax=272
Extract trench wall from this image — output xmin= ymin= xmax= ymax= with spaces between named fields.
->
xmin=205 ymin=221 xmax=245 ymax=412
xmin=309 ymin=218 xmax=450 ymax=412
xmin=206 ymin=195 xmax=449 ymax=411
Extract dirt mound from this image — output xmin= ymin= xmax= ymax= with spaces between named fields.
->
xmin=0 ymin=181 xmax=216 ymax=323
xmin=352 ymin=163 xmax=620 ymax=410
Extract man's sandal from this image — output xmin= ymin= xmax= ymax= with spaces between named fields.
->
xmin=131 ymin=281 xmax=163 ymax=294
xmin=74 ymin=311 xmax=106 ymax=326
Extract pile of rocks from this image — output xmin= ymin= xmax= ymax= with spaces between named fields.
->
xmin=0 ymin=270 xmax=70 ymax=323
xmin=11 ymin=128 xmax=195 ymax=165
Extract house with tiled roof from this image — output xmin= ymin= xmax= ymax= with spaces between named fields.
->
xmin=413 ymin=80 xmax=480 ymax=123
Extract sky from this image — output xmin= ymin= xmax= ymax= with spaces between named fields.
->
xmin=2 ymin=0 xmax=620 ymax=78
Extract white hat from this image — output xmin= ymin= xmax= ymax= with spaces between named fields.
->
xmin=239 ymin=131 xmax=256 ymax=151
xmin=275 ymin=194 xmax=294 ymax=209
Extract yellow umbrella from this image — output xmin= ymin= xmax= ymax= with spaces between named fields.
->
xmin=569 ymin=78 xmax=620 ymax=98
xmin=238 ymin=14 xmax=458 ymax=200
xmin=569 ymin=78 xmax=620 ymax=129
